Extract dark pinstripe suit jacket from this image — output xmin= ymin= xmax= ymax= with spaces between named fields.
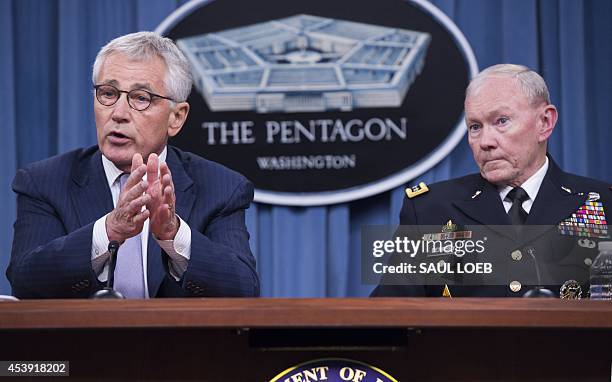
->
xmin=8 ymin=145 xmax=260 ymax=298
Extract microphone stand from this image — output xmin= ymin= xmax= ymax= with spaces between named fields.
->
xmin=523 ymin=247 xmax=555 ymax=298
xmin=91 ymin=241 xmax=125 ymax=299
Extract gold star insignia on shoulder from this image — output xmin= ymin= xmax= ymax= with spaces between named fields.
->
xmin=405 ymin=182 xmax=429 ymax=199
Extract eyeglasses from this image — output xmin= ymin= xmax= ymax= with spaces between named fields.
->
xmin=94 ymin=84 xmax=174 ymax=111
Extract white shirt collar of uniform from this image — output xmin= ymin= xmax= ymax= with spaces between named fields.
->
xmin=101 ymin=146 xmax=168 ymax=187
xmin=498 ymin=156 xmax=549 ymax=213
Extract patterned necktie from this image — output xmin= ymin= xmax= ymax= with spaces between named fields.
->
xmin=113 ymin=173 xmax=146 ymax=299
xmin=506 ymin=187 xmax=529 ymax=225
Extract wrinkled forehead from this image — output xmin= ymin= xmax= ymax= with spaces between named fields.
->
xmin=97 ymin=53 xmax=168 ymax=86
xmin=464 ymin=77 xmax=536 ymax=121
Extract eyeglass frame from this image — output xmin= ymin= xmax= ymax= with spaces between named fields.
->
xmin=93 ymin=84 xmax=175 ymax=111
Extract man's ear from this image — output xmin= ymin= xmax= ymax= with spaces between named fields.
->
xmin=537 ymin=104 xmax=557 ymax=143
xmin=168 ymin=102 xmax=190 ymax=138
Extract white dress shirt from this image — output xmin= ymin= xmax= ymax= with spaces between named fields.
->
xmin=90 ymin=147 xmax=191 ymax=296
xmin=498 ymin=157 xmax=549 ymax=214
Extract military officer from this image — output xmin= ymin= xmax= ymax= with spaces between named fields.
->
xmin=371 ymin=64 xmax=610 ymax=298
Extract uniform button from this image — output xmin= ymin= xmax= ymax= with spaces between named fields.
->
xmin=578 ymin=239 xmax=596 ymax=249
xmin=511 ymin=250 xmax=522 ymax=261
xmin=509 ymin=280 xmax=522 ymax=293
xmin=584 ymin=258 xmax=592 ymax=266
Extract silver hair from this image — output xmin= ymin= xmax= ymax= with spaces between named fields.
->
xmin=466 ymin=64 xmax=551 ymax=106
xmin=92 ymin=31 xmax=193 ymax=102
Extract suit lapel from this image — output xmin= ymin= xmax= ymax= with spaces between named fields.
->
xmin=520 ymin=158 xmax=587 ymax=245
xmin=70 ymin=150 xmax=114 ymax=227
xmin=166 ymin=147 xmax=196 ymax=222
xmin=453 ymin=179 xmax=514 ymax=239
xmin=526 ymin=160 xmax=586 ymax=225
xmin=453 ymin=158 xmax=588 ymax=245
xmin=147 ymin=147 xmax=196 ymax=297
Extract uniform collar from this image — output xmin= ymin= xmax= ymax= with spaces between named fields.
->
xmin=498 ymin=156 xmax=549 ymax=206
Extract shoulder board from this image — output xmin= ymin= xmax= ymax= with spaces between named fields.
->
xmin=405 ymin=182 xmax=429 ymax=199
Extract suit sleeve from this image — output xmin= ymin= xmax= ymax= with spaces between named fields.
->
xmin=179 ymin=179 xmax=260 ymax=297
xmin=8 ymin=169 xmax=103 ymax=298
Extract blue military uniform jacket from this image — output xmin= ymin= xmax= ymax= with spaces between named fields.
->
xmin=8 ymin=145 xmax=260 ymax=298
xmin=371 ymin=156 xmax=610 ymax=297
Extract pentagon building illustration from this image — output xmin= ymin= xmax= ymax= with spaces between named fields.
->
xmin=177 ymin=14 xmax=431 ymax=113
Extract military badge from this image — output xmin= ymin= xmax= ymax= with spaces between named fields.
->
xmin=558 ymin=198 xmax=608 ymax=239
xmin=560 ymin=280 xmax=583 ymax=299
xmin=577 ymin=238 xmax=596 ymax=249
xmin=442 ymin=284 xmax=452 ymax=298
xmin=442 ymin=220 xmax=457 ymax=232
xmin=405 ymin=182 xmax=429 ymax=199
xmin=422 ymin=221 xmax=472 ymax=241
xmin=587 ymin=192 xmax=600 ymax=202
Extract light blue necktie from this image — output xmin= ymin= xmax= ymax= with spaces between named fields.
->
xmin=113 ymin=173 xmax=146 ymax=299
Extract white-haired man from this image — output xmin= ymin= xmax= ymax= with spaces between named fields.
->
xmin=9 ymin=32 xmax=259 ymax=298
xmin=372 ymin=64 xmax=610 ymax=298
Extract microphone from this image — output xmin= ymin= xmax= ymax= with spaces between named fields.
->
xmin=523 ymin=246 xmax=555 ymax=298
xmin=91 ymin=241 xmax=125 ymax=299
xmin=107 ymin=240 xmax=120 ymax=289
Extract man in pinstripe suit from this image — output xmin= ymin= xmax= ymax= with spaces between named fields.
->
xmin=8 ymin=32 xmax=259 ymax=299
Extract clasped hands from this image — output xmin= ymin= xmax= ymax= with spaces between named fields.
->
xmin=106 ymin=153 xmax=178 ymax=243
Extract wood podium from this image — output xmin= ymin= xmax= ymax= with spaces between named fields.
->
xmin=1 ymin=298 xmax=611 ymax=381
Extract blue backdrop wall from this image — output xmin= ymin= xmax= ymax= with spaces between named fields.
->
xmin=1 ymin=0 xmax=610 ymax=297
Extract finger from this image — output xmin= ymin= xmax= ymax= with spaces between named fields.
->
xmin=159 ymin=163 xmax=174 ymax=190
xmin=119 ymin=179 xmax=148 ymax=205
xmin=126 ymin=192 xmax=151 ymax=215
xmin=147 ymin=153 xmax=159 ymax=186
xmin=161 ymin=171 xmax=174 ymax=192
xmin=131 ymin=208 xmax=150 ymax=226
xmin=163 ymin=185 xmax=175 ymax=211
xmin=160 ymin=164 xmax=174 ymax=191
xmin=123 ymin=164 xmax=147 ymax=191
xmin=159 ymin=162 xmax=172 ymax=182
xmin=131 ymin=153 xmax=144 ymax=173
xmin=158 ymin=203 xmax=175 ymax=229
